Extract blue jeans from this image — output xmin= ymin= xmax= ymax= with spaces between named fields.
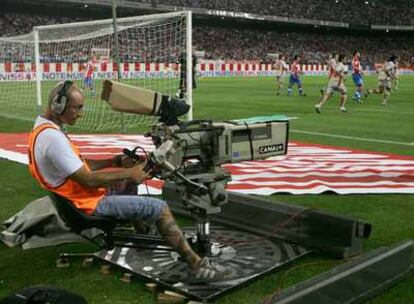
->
xmin=94 ymin=195 xmax=167 ymax=224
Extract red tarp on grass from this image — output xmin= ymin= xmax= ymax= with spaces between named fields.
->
xmin=1 ymin=133 xmax=413 ymax=195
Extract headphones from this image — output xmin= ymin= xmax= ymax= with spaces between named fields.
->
xmin=51 ymin=80 xmax=74 ymax=115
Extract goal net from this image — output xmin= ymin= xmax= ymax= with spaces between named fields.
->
xmin=0 ymin=11 xmax=192 ymax=132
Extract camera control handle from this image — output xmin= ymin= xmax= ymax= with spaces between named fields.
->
xmin=122 ymin=148 xmax=143 ymax=162
xmin=174 ymin=171 xmax=209 ymax=195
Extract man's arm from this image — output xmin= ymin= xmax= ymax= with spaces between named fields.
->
xmin=86 ymin=155 xmax=137 ymax=171
xmin=70 ymin=162 xmax=149 ymax=188
xmin=85 ymin=159 xmax=113 ymax=171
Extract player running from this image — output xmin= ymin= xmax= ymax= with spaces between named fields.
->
xmin=392 ymin=59 xmax=399 ymax=91
xmin=273 ymin=54 xmax=289 ymax=95
xmin=351 ymin=51 xmax=365 ymax=103
xmin=320 ymin=53 xmax=338 ymax=96
xmin=315 ymin=54 xmax=348 ymax=113
xmin=83 ymin=56 xmax=96 ymax=96
xmin=365 ymin=55 xmax=397 ymax=105
xmin=287 ymin=55 xmax=305 ymax=96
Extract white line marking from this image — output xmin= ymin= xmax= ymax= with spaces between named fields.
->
xmin=0 ymin=149 xmax=28 ymax=164
xmin=291 ymin=129 xmax=414 ymax=146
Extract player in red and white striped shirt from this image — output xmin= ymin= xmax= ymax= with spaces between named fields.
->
xmin=83 ymin=56 xmax=96 ymax=96
xmin=351 ymin=51 xmax=365 ymax=103
xmin=287 ymin=55 xmax=305 ymax=96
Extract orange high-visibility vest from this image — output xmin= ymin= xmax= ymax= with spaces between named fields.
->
xmin=28 ymin=123 xmax=106 ymax=215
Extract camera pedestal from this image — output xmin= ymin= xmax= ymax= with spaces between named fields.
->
xmin=95 ymin=226 xmax=310 ymax=302
xmin=91 ymin=191 xmax=371 ymax=302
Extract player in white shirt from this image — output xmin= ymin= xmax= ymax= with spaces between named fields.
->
xmin=365 ymin=55 xmax=397 ymax=105
xmin=273 ymin=55 xmax=289 ymax=95
xmin=320 ymin=53 xmax=338 ymax=96
xmin=392 ymin=60 xmax=399 ymax=91
xmin=315 ymin=54 xmax=348 ymax=113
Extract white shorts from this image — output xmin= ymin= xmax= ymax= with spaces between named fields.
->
xmin=275 ymin=71 xmax=284 ymax=78
xmin=378 ymin=79 xmax=391 ymax=90
xmin=326 ymin=81 xmax=347 ymax=95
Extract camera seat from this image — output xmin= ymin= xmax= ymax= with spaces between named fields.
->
xmin=48 ymin=192 xmax=120 ymax=250
xmin=48 ymin=192 xmax=169 ymax=265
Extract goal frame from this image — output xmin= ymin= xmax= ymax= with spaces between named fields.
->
xmin=32 ymin=10 xmax=193 ymax=120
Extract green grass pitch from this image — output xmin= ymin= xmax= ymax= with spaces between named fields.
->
xmin=0 ymin=75 xmax=413 ymax=303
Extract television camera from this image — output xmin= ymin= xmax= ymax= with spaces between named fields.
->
xmin=102 ymin=82 xmax=289 ymax=255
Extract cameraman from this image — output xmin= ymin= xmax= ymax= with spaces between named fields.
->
xmin=27 ymin=81 xmax=230 ymax=281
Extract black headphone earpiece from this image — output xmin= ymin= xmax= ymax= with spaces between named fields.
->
xmin=51 ymin=80 xmax=74 ymax=115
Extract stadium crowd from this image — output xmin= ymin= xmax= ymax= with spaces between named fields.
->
xmin=194 ymin=27 xmax=413 ymax=65
xmin=1 ymin=13 xmax=413 ymax=65
xmin=146 ymin=0 xmax=414 ymax=26
xmin=0 ymin=13 xmax=85 ymax=38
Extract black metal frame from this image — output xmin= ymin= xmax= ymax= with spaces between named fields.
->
xmin=167 ymin=192 xmax=372 ymax=258
xmin=268 ymin=240 xmax=414 ymax=304
xmin=48 ymin=193 xmax=171 ymax=260
xmin=49 ymin=191 xmax=378 ymax=302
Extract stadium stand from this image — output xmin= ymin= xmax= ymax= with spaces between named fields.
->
xmin=194 ymin=27 xmax=413 ymax=65
xmin=0 ymin=13 xmax=86 ymax=38
xmin=1 ymin=12 xmax=413 ymax=65
xmin=149 ymin=0 xmax=413 ymax=25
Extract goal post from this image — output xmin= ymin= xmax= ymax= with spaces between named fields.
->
xmin=0 ymin=11 xmax=193 ymax=131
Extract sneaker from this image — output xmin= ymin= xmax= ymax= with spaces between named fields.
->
xmin=315 ymin=105 xmax=321 ymax=114
xmin=340 ymin=107 xmax=347 ymax=112
xmin=190 ymin=257 xmax=233 ymax=281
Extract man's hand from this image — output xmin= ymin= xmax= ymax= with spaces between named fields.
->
xmin=112 ymin=154 xmax=143 ymax=168
xmin=129 ymin=163 xmax=152 ymax=183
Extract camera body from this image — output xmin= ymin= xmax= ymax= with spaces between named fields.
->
xmin=149 ymin=118 xmax=289 ymax=175
xmin=142 ymin=117 xmax=288 ymax=221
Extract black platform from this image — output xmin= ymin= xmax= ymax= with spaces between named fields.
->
xmin=95 ymin=226 xmax=311 ymax=302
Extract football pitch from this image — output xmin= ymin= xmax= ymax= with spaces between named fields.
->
xmin=0 ymin=75 xmax=413 ymax=303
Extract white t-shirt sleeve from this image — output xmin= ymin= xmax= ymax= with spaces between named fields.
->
xmin=35 ymin=128 xmax=84 ymax=186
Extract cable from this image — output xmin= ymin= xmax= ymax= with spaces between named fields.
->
xmin=243 ymin=121 xmax=255 ymax=161
xmin=129 ymin=145 xmax=151 ymax=196
xmin=176 ymin=139 xmax=189 ymax=173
